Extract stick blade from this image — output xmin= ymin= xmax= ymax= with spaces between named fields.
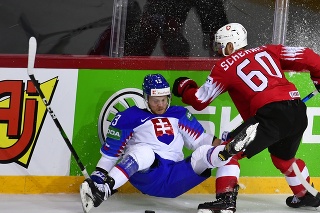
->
xmin=80 ymin=181 xmax=95 ymax=213
xmin=28 ymin=37 xmax=37 ymax=75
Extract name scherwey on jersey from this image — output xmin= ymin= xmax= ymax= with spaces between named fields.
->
xmin=183 ymin=44 xmax=320 ymax=120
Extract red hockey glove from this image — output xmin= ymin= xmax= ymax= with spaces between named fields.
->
xmin=172 ymin=77 xmax=197 ymax=97
xmin=311 ymin=76 xmax=320 ymax=92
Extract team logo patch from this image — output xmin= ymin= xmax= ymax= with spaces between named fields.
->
xmin=289 ymin=91 xmax=300 ymax=98
xmin=151 ymin=118 xmax=174 ymax=145
xmin=107 ymin=126 xmax=121 ymax=140
xmin=186 ymin=110 xmax=194 ymax=121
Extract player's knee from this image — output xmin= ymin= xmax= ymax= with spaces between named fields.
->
xmin=271 ymin=154 xmax=295 ymax=173
xmin=191 ymin=145 xmax=213 ymax=174
xmin=125 ymin=144 xmax=155 ymax=171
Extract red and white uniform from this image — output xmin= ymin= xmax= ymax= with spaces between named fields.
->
xmin=181 ymin=44 xmax=320 ymax=194
xmin=183 ymin=45 xmax=320 ymax=120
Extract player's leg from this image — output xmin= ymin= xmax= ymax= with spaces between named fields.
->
xmin=271 ymin=155 xmax=320 ymax=208
xmin=192 ymin=122 xmax=258 ymax=175
xmin=270 ymin=136 xmax=320 ymax=208
xmin=129 ymin=155 xmax=211 ymax=198
xmin=196 ymin=122 xmax=258 ymax=213
xmin=198 ymin=155 xmax=242 ymax=213
xmin=128 ymin=122 xmax=258 ymax=199
xmin=203 ymin=125 xmax=251 ymax=212
xmin=216 ymin=122 xmax=259 ymax=161
xmin=188 ymin=122 xmax=259 ymax=176
xmin=268 ymin=100 xmax=319 ymax=208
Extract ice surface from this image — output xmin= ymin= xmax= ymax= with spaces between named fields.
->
xmin=0 ymin=193 xmax=319 ymax=213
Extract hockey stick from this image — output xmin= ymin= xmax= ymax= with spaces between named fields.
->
xmin=27 ymin=37 xmax=89 ymax=179
xmin=301 ymin=89 xmax=319 ymax=103
xmin=292 ymin=162 xmax=320 ymax=199
xmin=290 ymin=89 xmax=320 ymax=199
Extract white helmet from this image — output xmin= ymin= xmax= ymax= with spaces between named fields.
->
xmin=214 ymin=23 xmax=247 ymax=56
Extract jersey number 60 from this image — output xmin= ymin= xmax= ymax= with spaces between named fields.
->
xmin=237 ymin=51 xmax=283 ymax=92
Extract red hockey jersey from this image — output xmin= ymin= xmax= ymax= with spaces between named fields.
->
xmin=182 ymin=45 xmax=320 ymax=120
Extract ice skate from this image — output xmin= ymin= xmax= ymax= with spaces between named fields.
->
xmin=286 ymin=191 xmax=320 ymax=208
xmin=218 ymin=123 xmax=258 ymax=161
xmin=198 ymin=185 xmax=239 ymax=213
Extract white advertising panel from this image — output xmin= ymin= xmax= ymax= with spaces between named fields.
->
xmin=0 ymin=68 xmax=78 ymax=175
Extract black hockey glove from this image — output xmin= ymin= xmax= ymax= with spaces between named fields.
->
xmin=172 ymin=77 xmax=197 ymax=97
xmin=91 ymin=167 xmax=117 ymax=195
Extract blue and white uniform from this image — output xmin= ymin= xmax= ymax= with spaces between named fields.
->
xmin=97 ymin=105 xmax=226 ymax=198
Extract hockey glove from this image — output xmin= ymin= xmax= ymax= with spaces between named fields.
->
xmin=311 ymin=77 xmax=320 ymax=92
xmin=172 ymin=77 xmax=198 ymax=97
xmin=90 ymin=167 xmax=109 ymax=184
xmin=90 ymin=167 xmax=118 ymax=194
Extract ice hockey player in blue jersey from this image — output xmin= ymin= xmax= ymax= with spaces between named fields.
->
xmin=80 ymin=73 xmax=258 ymax=213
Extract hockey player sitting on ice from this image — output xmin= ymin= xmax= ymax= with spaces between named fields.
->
xmin=80 ymin=73 xmax=259 ymax=213
xmin=173 ymin=23 xmax=320 ymax=212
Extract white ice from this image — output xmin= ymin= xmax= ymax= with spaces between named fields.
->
xmin=0 ymin=193 xmax=319 ymax=213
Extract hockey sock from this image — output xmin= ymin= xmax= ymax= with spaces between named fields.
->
xmin=216 ymin=157 xmax=240 ymax=194
xmin=271 ymin=155 xmax=310 ymax=197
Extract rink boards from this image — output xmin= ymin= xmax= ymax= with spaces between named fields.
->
xmin=0 ymin=56 xmax=319 ymax=194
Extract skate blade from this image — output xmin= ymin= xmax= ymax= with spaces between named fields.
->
xmin=233 ymin=123 xmax=258 ymax=152
xmin=220 ymin=210 xmax=234 ymax=213
xmin=80 ymin=181 xmax=95 ymax=213
xmin=197 ymin=210 xmax=234 ymax=213
xmin=197 ymin=209 xmax=213 ymax=213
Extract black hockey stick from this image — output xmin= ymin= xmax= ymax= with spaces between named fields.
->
xmin=27 ymin=37 xmax=89 ymax=179
xmin=302 ymin=89 xmax=319 ymax=103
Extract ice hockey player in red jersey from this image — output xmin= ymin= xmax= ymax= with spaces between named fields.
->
xmin=173 ymin=23 xmax=320 ymax=212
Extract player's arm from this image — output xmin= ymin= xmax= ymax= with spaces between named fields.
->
xmin=304 ymin=48 xmax=320 ymax=92
xmin=279 ymin=45 xmax=320 ymax=92
xmin=172 ymin=71 xmax=225 ymax=111
xmin=172 ymin=77 xmax=207 ymax=110
xmin=99 ymin=111 xmax=134 ymax=171
xmin=178 ymin=109 xmax=219 ymax=150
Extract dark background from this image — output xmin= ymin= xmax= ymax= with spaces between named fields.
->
xmin=0 ymin=0 xmax=319 ymax=56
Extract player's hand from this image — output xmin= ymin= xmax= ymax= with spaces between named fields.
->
xmin=172 ymin=77 xmax=197 ymax=97
xmin=311 ymin=76 xmax=320 ymax=92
